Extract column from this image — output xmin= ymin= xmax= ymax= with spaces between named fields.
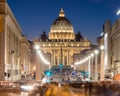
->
xmin=57 ymin=51 xmax=59 ymax=65
xmin=100 ymin=50 xmax=104 ymax=81
xmin=54 ymin=50 xmax=55 ymax=65
xmin=18 ymin=57 xmax=21 ymax=80
xmin=36 ymin=52 xmax=40 ymax=80
xmin=51 ymin=50 xmax=54 ymax=66
xmin=11 ymin=53 xmax=14 ymax=81
xmin=63 ymin=51 xmax=64 ymax=65
xmin=88 ymin=57 xmax=91 ymax=79
xmin=67 ymin=50 xmax=69 ymax=66
xmin=68 ymin=50 xmax=70 ymax=66
xmin=90 ymin=54 xmax=94 ymax=80
xmin=68 ymin=52 xmax=71 ymax=65
xmin=94 ymin=50 xmax=99 ymax=81
xmin=95 ymin=55 xmax=98 ymax=81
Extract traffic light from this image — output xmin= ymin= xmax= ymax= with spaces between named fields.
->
xmin=44 ymin=70 xmax=52 ymax=76
xmin=59 ymin=63 xmax=63 ymax=68
xmin=81 ymin=71 xmax=85 ymax=76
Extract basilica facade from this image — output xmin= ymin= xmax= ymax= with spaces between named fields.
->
xmin=34 ymin=9 xmax=92 ymax=68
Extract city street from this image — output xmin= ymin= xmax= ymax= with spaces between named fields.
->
xmin=44 ymin=84 xmax=100 ymax=96
xmin=0 ymin=80 xmax=120 ymax=96
xmin=0 ymin=0 xmax=120 ymax=96
xmin=44 ymin=81 xmax=120 ymax=96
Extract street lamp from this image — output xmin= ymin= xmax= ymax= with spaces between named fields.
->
xmin=71 ymin=64 xmax=73 ymax=68
xmin=90 ymin=53 xmax=94 ymax=57
xmin=117 ymin=9 xmax=120 ymax=15
xmin=34 ymin=44 xmax=40 ymax=50
xmin=100 ymin=45 xmax=104 ymax=50
xmin=34 ymin=44 xmax=50 ymax=65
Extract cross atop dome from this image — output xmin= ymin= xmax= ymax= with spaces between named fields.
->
xmin=59 ymin=8 xmax=65 ymax=17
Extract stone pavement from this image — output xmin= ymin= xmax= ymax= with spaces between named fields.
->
xmin=69 ymin=87 xmax=85 ymax=96
xmin=44 ymin=84 xmax=99 ymax=96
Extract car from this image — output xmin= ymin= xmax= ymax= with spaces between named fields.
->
xmin=42 ymin=76 xmax=50 ymax=84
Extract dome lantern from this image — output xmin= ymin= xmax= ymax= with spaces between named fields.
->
xmin=59 ymin=8 xmax=65 ymax=17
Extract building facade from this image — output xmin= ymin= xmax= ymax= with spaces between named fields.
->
xmin=34 ymin=9 xmax=92 ymax=79
xmin=21 ymin=35 xmax=32 ymax=78
xmin=0 ymin=0 xmax=22 ymax=81
xmin=111 ymin=19 xmax=120 ymax=75
xmin=97 ymin=18 xmax=120 ymax=79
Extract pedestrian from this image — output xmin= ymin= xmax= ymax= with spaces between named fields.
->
xmin=68 ymin=77 xmax=70 ymax=83
xmin=102 ymin=83 xmax=109 ymax=96
xmin=96 ymin=82 xmax=102 ymax=96
xmin=24 ymin=72 xmax=26 ymax=78
xmin=85 ymin=82 xmax=89 ymax=94
xmin=89 ymin=82 xmax=93 ymax=95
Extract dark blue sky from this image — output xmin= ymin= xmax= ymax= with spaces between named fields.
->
xmin=7 ymin=0 xmax=120 ymax=44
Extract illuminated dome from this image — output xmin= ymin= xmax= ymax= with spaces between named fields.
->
xmin=49 ymin=9 xmax=75 ymax=41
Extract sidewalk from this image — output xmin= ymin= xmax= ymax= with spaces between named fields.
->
xmin=69 ymin=87 xmax=85 ymax=96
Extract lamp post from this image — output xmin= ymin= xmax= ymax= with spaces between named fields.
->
xmin=56 ymin=42 xmax=63 ymax=87
xmin=117 ymin=9 xmax=120 ymax=15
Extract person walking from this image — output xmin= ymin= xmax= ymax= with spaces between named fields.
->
xmin=89 ymin=82 xmax=93 ymax=96
xmin=85 ymin=82 xmax=89 ymax=95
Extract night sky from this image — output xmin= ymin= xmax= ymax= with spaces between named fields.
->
xmin=7 ymin=0 xmax=120 ymax=44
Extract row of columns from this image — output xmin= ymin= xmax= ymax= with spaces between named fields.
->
xmin=51 ymin=50 xmax=70 ymax=66
xmin=87 ymin=50 xmax=104 ymax=81
xmin=87 ymin=55 xmax=98 ymax=81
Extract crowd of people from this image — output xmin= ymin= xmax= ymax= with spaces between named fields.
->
xmin=84 ymin=81 xmax=120 ymax=96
